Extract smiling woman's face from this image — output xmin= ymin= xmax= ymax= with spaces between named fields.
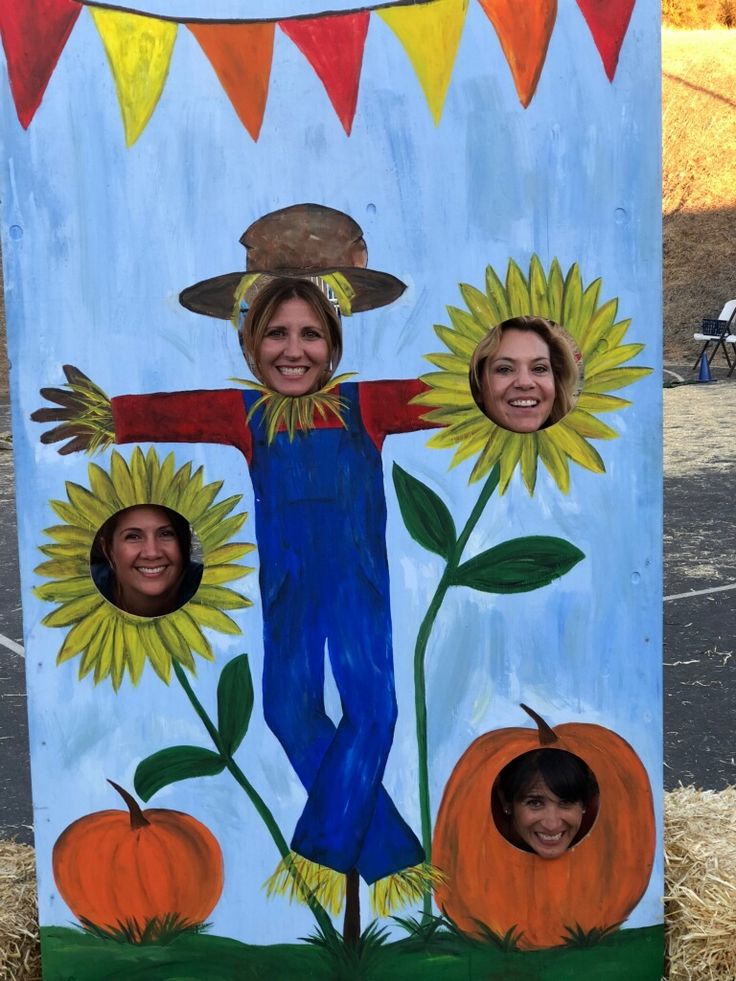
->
xmin=106 ymin=506 xmax=185 ymax=616
xmin=257 ymin=297 xmax=331 ymax=396
xmin=510 ymin=776 xmax=584 ymax=859
xmin=482 ymin=328 xmax=556 ymax=433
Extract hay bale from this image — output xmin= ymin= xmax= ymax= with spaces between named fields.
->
xmin=0 ymin=842 xmax=40 ymax=981
xmin=665 ymin=785 xmax=736 ymax=980
xmin=0 ymin=787 xmax=735 ymax=979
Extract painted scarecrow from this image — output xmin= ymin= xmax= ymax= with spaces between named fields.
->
xmin=33 ymin=204 xmax=439 ymax=906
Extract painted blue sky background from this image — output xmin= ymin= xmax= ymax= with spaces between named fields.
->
xmin=1 ymin=0 xmax=662 ymax=942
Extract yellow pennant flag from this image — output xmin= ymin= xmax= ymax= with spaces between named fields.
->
xmin=90 ymin=8 xmax=177 ymax=146
xmin=378 ymin=0 xmax=469 ymax=125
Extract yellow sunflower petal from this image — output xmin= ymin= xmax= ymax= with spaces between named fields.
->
xmin=576 ymin=298 xmax=618 ymax=358
xmin=546 ymin=259 xmax=564 ymax=321
xmin=200 ymin=564 xmax=253 ymax=586
xmin=123 ymin=619 xmax=146 ymax=685
xmin=586 ymin=343 xmax=646 ymax=376
xmin=584 ymin=366 xmax=653 ymax=393
xmin=42 ymin=594 xmax=105 ymax=628
xmin=498 ymin=433 xmax=525 ymax=493
xmin=57 ymin=604 xmax=110 ymax=664
xmin=170 ymin=609 xmax=214 ymax=661
xmin=433 ymin=323 xmax=478 ymax=358
xmin=87 ymin=462 xmax=119 ymax=509
xmin=563 ymin=409 xmax=619 ymax=441
xmin=150 ymin=452 xmax=176 ymax=504
xmin=140 ymin=623 xmax=172 ymax=684
xmin=34 ymin=558 xmax=89 ymax=579
xmin=130 ymin=446 xmax=151 ymax=503
xmin=156 ymin=616 xmax=195 ymax=672
xmin=506 ymin=258 xmax=531 ymax=316
xmin=186 ymin=603 xmax=242 ymax=635
xmin=575 ymin=392 xmax=631 ymax=414
xmin=550 ymin=423 xmax=606 ymax=474
xmin=484 ymin=264 xmax=512 ymax=323
xmin=520 ymin=434 xmax=538 ymax=494
xmin=110 ymin=451 xmax=137 ymax=506
xmin=78 ymin=618 xmax=112 ymax=680
xmin=529 ymin=255 xmax=550 ymax=319
xmin=93 ymin=620 xmax=116 ymax=685
xmin=34 ymin=576 xmax=96 ymax=603
xmin=537 ymin=432 xmax=570 ymax=494
xmin=204 ymin=542 xmax=255 ymax=565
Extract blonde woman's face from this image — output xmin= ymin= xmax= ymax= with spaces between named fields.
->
xmin=481 ymin=329 xmax=555 ymax=433
xmin=256 ymin=298 xmax=330 ymax=396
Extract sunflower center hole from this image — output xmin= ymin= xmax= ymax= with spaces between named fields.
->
xmin=469 ymin=319 xmax=583 ymax=433
xmin=90 ymin=505 xmax=203 ymax=617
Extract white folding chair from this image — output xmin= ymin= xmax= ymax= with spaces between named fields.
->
xmin=693 ymin=299 xmax=736 ymax=371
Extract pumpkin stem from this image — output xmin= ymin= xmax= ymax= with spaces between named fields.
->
xmin=107 ymin=779 xmax=151 ymax=830
xmin=519 ymin=704 xmax=558 ymax=745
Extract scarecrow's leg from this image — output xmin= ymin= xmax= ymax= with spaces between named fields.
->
xmin=290 ymin=569 xmax=423 ymax=880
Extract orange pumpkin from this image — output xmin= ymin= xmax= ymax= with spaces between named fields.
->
xmin=433 ymin=705 xmax=655 ymax=949
xmin=52 ymin=781 xmax=224 ymax=932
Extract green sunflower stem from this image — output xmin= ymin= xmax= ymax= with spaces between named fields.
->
xmin=171 ymin=661 xmax=337 ymax=939
xmin=415 ymin=463 xmax=500 ymax=920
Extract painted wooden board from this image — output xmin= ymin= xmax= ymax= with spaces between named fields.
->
xmin=0 ymin=0 xmax=661 ymax=976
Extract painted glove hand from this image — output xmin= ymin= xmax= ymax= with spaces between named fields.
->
xmin=31 ymin=364 xmax=113 ymax=455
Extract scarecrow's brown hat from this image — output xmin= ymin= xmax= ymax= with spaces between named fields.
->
xmin=179 ymin=203 xmax=406 ymax=318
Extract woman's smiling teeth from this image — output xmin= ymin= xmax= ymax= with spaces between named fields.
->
xmin=277 ymin=366 xmax=309 ymax=376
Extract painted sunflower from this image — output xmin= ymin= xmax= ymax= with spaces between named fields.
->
xmin=413 ymin=255 xmax=652 ymax=494
xmin=34 ymin=448 xmax=254 ymax=690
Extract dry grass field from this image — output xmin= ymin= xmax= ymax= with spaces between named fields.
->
xmin=663 ymin=29 xmax=736 ymax=358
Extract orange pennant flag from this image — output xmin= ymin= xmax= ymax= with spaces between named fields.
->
xmin=477 ymin=0 xmax=557 ymax=107
xmin=280 ymin=11 xmax=370 ymax=136
xmin=188 ymin=22 xmax=275 ymax=141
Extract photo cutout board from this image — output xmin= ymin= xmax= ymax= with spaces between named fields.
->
xmin=1 ymin=0 xmax=662 ymax=977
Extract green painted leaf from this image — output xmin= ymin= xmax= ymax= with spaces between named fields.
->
xmin=134 ymin=746 xmax=226 ymax=801
xmin=453 ymin=536 xmax=584 ymax=593
xmin=217 ymin=654 xmax=254 ymax=756
xmin=392 ymin=463 xmax=456 ymax=559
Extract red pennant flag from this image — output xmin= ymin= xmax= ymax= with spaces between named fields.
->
xmin=188 ymin=22 xmax=275 ymax=141
xmin=0 ymin=0 xmax=82 ymax=129
xmin=477 ymin=0 xmax=556 ymax=108
xmin=280 ymin=11 xmax=369 ymax=135
xmin=575 ymin=0 xmax=636 ymax=81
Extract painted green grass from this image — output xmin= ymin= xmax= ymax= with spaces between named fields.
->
xmin=42 ymin=924 xmax=663 ymax=981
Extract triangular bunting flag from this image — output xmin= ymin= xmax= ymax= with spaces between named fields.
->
xmin=477 ymin=0 xmax=557 ymax=108
xmin=378 ymin=0 xmax=469 ymax=125
xmin=575 ymin=0 xmax=635 ymax=81
xmin=280 ymin=12 xmax=369 ymax=136
xmin=0 ymin=0 xmax=82 ymax=129
xmin=188 ymin=22 xmax=275 ymax=141
xmin=90 ymin=8 xmax=177 ymax=146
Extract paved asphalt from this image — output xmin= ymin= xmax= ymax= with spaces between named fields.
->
xmin=1 ymin=380 xmax=735 ymax=844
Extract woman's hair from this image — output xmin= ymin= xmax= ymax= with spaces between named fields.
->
xmin=469 ymin=316 xmax=579 ymax=426
xmin=496 ymin=748 xmax=599 ymax=808
xmin=240 ymin=277 xmax=343 ymax=388
xmin=92 ymin=505 xmax=192 ymax=566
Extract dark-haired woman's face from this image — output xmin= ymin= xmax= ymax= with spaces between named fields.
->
xmin=257 ymin=297 xmax=330 ymax=396
xmin=106 ymin=506 xmax=184 ymax=616
xmin=511 ymin=776 xmax=584 ymax=859
xmin=482 ymin=329 xmax=555 ymax=433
